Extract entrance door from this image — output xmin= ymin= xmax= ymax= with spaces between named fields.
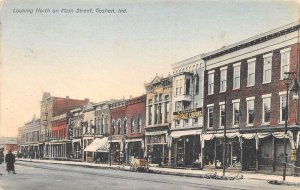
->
xmin=242 ymin=139 xmax=256 ymax=170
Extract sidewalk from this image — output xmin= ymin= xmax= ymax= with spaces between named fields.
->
xmin=17 ymin=158 xmax=300 ymax=185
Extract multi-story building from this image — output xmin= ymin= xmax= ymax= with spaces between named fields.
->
xmin=110 ymin=99 xmax=127 ymax=164
xmin=69 ymin=107 xmax=84 ymax=159
xmin=40 ymin=92 xmax=89 ymax=158
xmin=170 ymin=55 xmax=205 ymax=167
xmin=125 ymin=95 xmax=146 ymax=164
xmin=145 ymin=75 xmax=172 ymax=166
xmin=19 ymin=115 xmax=40 ymax=158
xmin=202 ymin=22 xmax=300 ymax=175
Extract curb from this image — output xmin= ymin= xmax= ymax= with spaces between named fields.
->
xmin=17 ymin=159 xmax=300 ymax=186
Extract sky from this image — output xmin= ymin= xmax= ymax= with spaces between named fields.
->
xmin=0 ymin=0 xmax=299 ymax=137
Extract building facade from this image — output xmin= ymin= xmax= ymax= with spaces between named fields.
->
xmin=170 ymin=55 xmax=205 ymax=167
xmin=40 ymin=92 xmax=89 ymax=158
xmin=125 ymin=95 xmax=146 ymax=164
xmin=19 ymin=115 xmax=40 ymax=158
xmin=145 ymin=75 xmax=172 ymax=166
xmin=202 ymin=22 xmax=300 ymax=175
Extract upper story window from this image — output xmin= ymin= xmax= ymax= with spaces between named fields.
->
xmin=112 ymin=120 xmax=115 ymax=135
xmin=138 ymin=115 xmax=142 ymax=133
xmin=148 ymin=105 xmax=152 ymax=125
xmin=123 ymin=118 xmax=127 ymax=135
xmin=208 ymin=70 xmax=215 ymax=95
xmin=262 ymin=94 xmax=271 ymax=124
xmin=219 ymin=102 xmax=225 ymax=128
xmin=232 ymin=100 xmax=240 ymax=126
xmin=263 ymin=53 xmax=272 ymax=83
xmin=117 ymin=119 xmax=121 ymax=135
xmin=165 ymin=95 xmax=169 ymax=101
xmin=246 ymin=97 xmax=255 ymax=126
xmin=130 ymin=117 xmax=135 ymax=133
xmin=154 ymin=95 xmax=158 ymax=102
xmin=280 ymin=48 xmax=291 ymax=79
xmin=220 ymin=67 xmax=227 ymax=92
xmin=233 ymin=63 xmax=240 ymax=89
xmin=185 ymin=79 xmax=191 ymax=95
xmin=247 ymin=58 xmax=256 ymax=87
xmin=207 ymin=104 xmax=214 ymax=129
xmin=159 ymin=94 xmax=163 ymax=102
xmin=194 ymin=74 xmax=200 ymax=95
xmin=279 ymin=92 xmax=287 ymax=123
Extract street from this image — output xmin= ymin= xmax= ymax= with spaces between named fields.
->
xmin=0 ymin=162 xmax=298 ymax=190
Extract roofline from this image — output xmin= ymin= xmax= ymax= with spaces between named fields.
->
xmin=203 ymin=21 xmax=300 ymax=60
xmin=171 ymin=53 xmax=204 ymax=69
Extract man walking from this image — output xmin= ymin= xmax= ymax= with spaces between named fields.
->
xmin=0 ymin=148 xmax=4 ymax=175
xmin=5 ymin=150 xmax=16 ymax=174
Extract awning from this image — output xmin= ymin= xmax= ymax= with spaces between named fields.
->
xmin=126 ymin=138 xmax=142 ymax=143
xmin=170 ymin=129 xmax=202 ymax=138
xmin=84 ymin=137 xmax=109 ymax=152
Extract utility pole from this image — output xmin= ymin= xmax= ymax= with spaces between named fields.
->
xmin=223 ymin=95 xmax=227 ymax=177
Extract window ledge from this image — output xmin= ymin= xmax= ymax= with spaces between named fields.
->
xmin=261 ymin=122 xmax=270 ymax=125
xmin=262 ymin=81 xmax=271 ymax=85
xmin=246 ymin=85 xmax=255 ymax=88
xmin=246 ymin=124 xmax=254 ymax=127
xmin=232 ymin=87 xmax=240 ymax=90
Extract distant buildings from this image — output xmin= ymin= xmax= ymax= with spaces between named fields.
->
xmin=16 ymin=22 xmax=300 ymax=175
xmin=0 ymin=136 xmax=18 ymax=155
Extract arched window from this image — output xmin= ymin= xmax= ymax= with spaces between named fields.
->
xmin=123 ymin=118 xmax=127 ymax=135
xmin=138 ymin=115 xmax=142 ymax=133
xmin=112 ymin=120 xmax=115 ymax=135
xmin=117 ymin=119 xmax=121 ymax=135
xmin=195 ymin=74 xmax=199 ymax=95
xmin=130 ymin=117 xmax=135 ymax=134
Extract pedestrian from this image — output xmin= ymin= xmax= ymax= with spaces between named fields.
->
xmin=0 ymin=148 xmax=4 ymax=175
xmin=5 ymin=150 xmax=16 ymax=174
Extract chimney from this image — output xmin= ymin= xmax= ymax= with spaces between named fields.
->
xmin=66 ymin=96 xmax=69 ymax=99
xmin=84 ymin=98 xmax=89 ymax=102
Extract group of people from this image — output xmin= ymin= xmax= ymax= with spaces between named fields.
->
xmin=0 ymin=150 xmax=16 ymax=175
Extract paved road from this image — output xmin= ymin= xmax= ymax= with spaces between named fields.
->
xmin=0 ymin=162 xmax=298 ymax=190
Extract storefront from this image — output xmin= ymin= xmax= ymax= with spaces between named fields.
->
xmin=145 ymin=131 xmax=168 ymax=165
xmin=72 ymin=139 xmax=82 ymax=159
xmin=110 ymin=135 xmax=125 ymax=164
xmin=126 ymin=138 xmax=144 ymax=164
xmin=83 ymin=137 xmax=109 ymax=163
xmin=170 ymin=129 xmax=202 ymax=167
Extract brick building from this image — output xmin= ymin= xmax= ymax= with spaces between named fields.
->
xmin=202 ymin=22 xmax=300 ymax=175
xmin=145 ymin=75 xmax=172 ymax=166
xmin=109 ymin=100 xmax=127 ymax=164
xmin=125 ymin=95 xmax=146 ymax=164
xmin=40 ymin=92 xmax=89 ymax=158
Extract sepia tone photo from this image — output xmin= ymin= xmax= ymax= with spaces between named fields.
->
xmin=0 ymin=0 xmax=300 ymax=189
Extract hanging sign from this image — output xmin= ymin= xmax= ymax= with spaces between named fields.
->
xmin=173 ymin=108 xmax=202 ymax=120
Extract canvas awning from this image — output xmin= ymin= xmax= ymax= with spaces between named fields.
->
xmin=170 ymin=129 xmax=202 ymax=138
xmin=84 ymin=137 xmax=109 ymax=152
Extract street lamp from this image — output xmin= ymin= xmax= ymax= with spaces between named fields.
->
xmin=283 ymin=71 xmax=300 ymax=181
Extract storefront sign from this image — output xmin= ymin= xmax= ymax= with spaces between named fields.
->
xmin=173 ymin=108 xmax=202 ymax=120
xmin=145 ymin=131 xmax=167 ymax=136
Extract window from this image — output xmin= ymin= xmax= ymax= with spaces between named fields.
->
xmin=280 ymin=94 xmax=287 ymax=123
xmin=154 ymin=105 xmax=158 ymax=124
xmin=117 ymin=120 xmax=121 ymax=135
xmin=280 ymin=48 xmax=290 ymax=79
xmin=262 ymin=97 xmax=271 ymax=124
xmin=112 ymin=120 xmax=115 ymax=134
xmin=138 ymin=115 xmax=142 ymax=133
xmin=101 ymin=115 xmax=104 ymax=134
xmin=165 ymin=95 xmax=169 ymax=100
xmin=220 ymin=103 xmax=225 ymax=127
xmin=232 ymin=101 xmax=240 ymax=126
xmin=263 ymin=54 xmax=272 ymax=83
xmin=148 ymin=105 xmax=152 ymax=125
xmin=233 ymin=63 xmax=240 ymax=89
xmin=208 ymin=71 xmax=214 ymax=95
xmin=220 ymin=67 xmax=227 ymax=92
xmin=247 ymin=59 xmax=255 ymax=86
xmin=208 ymin=105 xmax=214 ymax=128
xmin=158 ymin=104 xmax=162 ymax=124
xmin=175 ymin=80 xmax=179 ymax=95
xmin=159 ymin=94 xmax=163 ymax=101
xmin=179 ymin=79 xmax=183 ymax=95
xmin=154 ymin=95 xmax=158 ymax=102
xmin=123 ymin=118 xmax=127 ymax=135
xmin=164 ymin=102 xmax=169 ymax=123
xmin=247 ymin=98 xmax=255 ymax=125
xmin=195 ymin=74 xmax=199 ymax=95
xmin=130 ymin=117 xmax=135 ymax=133
xmin=185 ymin=79 xmax=191 ymax=95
